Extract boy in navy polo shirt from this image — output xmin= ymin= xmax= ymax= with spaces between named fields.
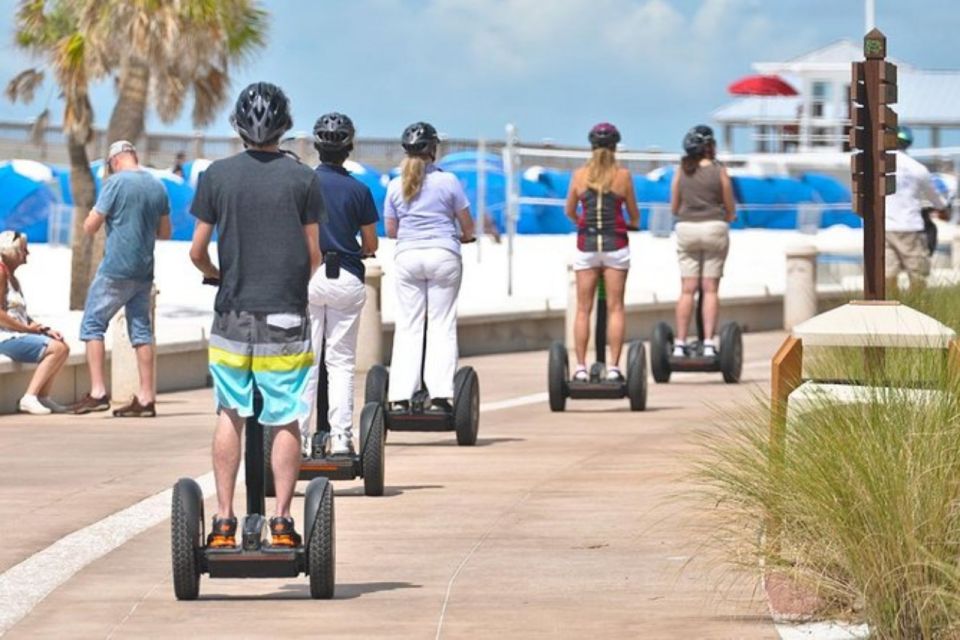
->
xmin=299 ymin=112 xmax=379 ymax=456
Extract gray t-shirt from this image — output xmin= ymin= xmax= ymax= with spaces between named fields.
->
xmin=94 ymin=169 xmax=170 ymax=281
xmin=190 ymin=150 xmax=326 ymax=314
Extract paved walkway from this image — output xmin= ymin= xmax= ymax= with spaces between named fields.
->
xmin=0 ymin=333 xmax=786 ymax=639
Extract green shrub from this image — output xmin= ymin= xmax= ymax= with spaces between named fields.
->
xmin=697 ymin=285 xmax=960 ymax=639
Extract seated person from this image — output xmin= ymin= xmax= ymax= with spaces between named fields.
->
xmin=0 ymin=230 xmax=70 ymax=414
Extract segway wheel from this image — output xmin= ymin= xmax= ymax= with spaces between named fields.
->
xmin=359 ymin=402 xmax=385 ymax=497
xmin=626 ymin=341 xmax=648 ymax=412
xmin=304 ymin=477 xmax=335 ymax=599
xmin=262 ymin=428 xmax=276 ymax=498
xmin=547 ymin=341 xmax=568 ymax=412
xmin=453 ymin=366 xmax=480 ymax=446
xmin=719 ymin=322 xmax=743 ymax=384
xmin=650 ymin=322 xmax=673 ymax=384
xmin=171 ymin=478 xmax=203 ymax=601
xmin=364 ymin=364 xmax=390 ymax=406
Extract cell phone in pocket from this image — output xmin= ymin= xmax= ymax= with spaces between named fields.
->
xmin=325 ymin=251 xmax=341 ymax=279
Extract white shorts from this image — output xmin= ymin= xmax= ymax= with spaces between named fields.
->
xmin=573 ymin=246 xmax=630 ymax=271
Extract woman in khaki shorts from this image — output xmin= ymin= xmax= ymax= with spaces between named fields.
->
xmin=564 ymin=123 xmax=640 ymax=382
xmin=669 ymin=125 xmax=736 ymax=358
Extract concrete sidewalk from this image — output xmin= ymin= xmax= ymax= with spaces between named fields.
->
xmin=0 ymin=335 xmax=785 ymax=639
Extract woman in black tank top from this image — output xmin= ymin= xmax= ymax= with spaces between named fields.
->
xmin=563 ymin=123 xmax=640 ymax=382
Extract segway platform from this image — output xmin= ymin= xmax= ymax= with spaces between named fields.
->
xmin=171 ymin=407 xmax=335 ymax=600
xmin=650 ymin=320 xmax=743 ymax=383
xmin=364 ymin=364 xmax=480 ymax=446
xmin=548 ymin=340 xmax=647 ymax=411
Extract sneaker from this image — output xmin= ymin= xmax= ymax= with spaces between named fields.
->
xmin=301 ymin=434 xmax=312 ymax=458
xmin=389 ymin=400 xmax=410 ymax=412
xmin=206 ymin=515 xmax=237 ymax=549
xmin=18 ymin=395 xmax=51 ymax=415
xmin=38 ymin=397 xmax=68 ymax=414
xmin=572 ymin=366 xmax=589 ymax=382
xmin=112 ymin=396 xmax=156 ymax=418
xmin=269 ymin=516 xmax=302 ymax=548
xmin=430 ymin=398 xmax=453 ymax=413
xmin=329 ymin=436 xmax=355 ymax=457
xmin=70 ymin=393 xmax=111 ymax=414
xmin=672 ymin=343 xmax=687 ymax=358
xmin=605 ymin=367 xmax=624 ymax=382
xmin=703 ymin=343 xmax=718 ymax=358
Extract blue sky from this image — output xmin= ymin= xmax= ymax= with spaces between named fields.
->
xmin=0 ymin=0 xmax=956 ymax=149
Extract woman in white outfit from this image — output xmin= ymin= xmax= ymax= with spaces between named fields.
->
xmin=384 ymin=122 xmax=475 ymax=409
xmin=300 ymin=112 xmax=379 ymax=457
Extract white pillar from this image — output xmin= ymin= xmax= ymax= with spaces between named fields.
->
xmin=951 ymin=227 xmax=960 ymax=270
xmin=111 ymin=286 xmax=157 ymax=402
xmin=784 ymin=244 xmax=818 ymax=330
xmin=356 ymin=262 xmax=383 ymax=372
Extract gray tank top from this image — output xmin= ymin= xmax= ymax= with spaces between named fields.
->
xmin=676 ymin=161 xmax=726 ymax=223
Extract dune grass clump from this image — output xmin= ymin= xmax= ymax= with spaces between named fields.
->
xmin=697 ymin=285 xmax=960 ymax=639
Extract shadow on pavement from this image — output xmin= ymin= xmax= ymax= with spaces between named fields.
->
xmin=387 ymin=436 xmax=525 ymax=448
xmin=335 ymin=484 xmax=444 ymax=498
xmin=199 ymin=581 xmax=422 ymax=601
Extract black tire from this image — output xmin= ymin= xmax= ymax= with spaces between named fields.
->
xmin=547 ymin=341 xmax=568 ymax=412
xmin=305 ymin=478 xmax=335 ymax=599
xmin=626 ymin=341 xmax=648 ymax=412
xmin=171 ymin=478 xmax=203 ymax=601
xmin=359 ymin=402 xmax=385 ymax=496
xmin=364 ymin=364 xmax=389 ymax=406
xmin=453 ymin=367 xmax=480 ymax=446
xmin=651 ymin=322 xmax=673 ymax=384
xmin=262 ymin=427 xmax=276 ymax=498
xmin=719 ymin=322 xmax=743 ymax=384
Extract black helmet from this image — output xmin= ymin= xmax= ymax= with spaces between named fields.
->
xmin=588 ymin=122 xmax=621 ymax=149
xmin=682 ymin=124 xmax=715 ymax=155
xmin=401 ymin=121 xmax=439 ymax=156
xmin=230 ymin=82 xmax=292 ymax=146
xmin=313 ymin=112 xmax=355 ymax=152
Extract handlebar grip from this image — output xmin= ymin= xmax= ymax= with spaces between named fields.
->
xmin=202 ymin=277 xmax=220 ymax=286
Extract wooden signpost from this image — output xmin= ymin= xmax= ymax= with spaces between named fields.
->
xmin=849 ymin=28 xmax=899 ymax=300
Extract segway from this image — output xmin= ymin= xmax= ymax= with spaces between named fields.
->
xmin=363 ymin=324 xmax=479 ymax=446
xmin=171 ymin=276 xmax=335 ymax=600
xmin=262 ymin=339 xmax=386 ymax=498
xmin=649 ymin=285 xmax=743 ymax=384
xmin=548 ymin=279 xmax=647 ymax=412
xmin=171 ymin=393 xmax=335 ymax=600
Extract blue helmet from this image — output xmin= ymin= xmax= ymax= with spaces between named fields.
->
xmin=896 ymin=125 xmax=914 ymax=150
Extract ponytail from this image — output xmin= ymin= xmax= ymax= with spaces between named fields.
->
xmin=401 ymin=155 xmax=427 ymax=202
xmin=585 ymin=147 xmax=617 ymax=191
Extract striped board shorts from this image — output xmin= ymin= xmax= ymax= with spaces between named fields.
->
xmin=208 ymin=310 xmax=314 ymax=427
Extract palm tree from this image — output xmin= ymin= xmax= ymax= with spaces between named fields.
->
xmin=81 ymin=0 xmax=268 ymax=149
xmin=7 ymin=0 xmax=106 ymax=310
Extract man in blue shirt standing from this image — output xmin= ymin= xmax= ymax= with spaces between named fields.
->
xmin=299 ymin=112 xmax=379 ymax=457
xmin=73 ymin=140 xmax=171 ymax=417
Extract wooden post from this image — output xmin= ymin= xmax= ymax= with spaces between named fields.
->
xmin=850 ymin=28 xmax=898 ymax=301
xmin=768 ymin=336 xmax=803 ymax=550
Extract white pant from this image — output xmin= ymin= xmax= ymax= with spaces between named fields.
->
xmin=299 ymin=269 xmax=366 ymax=442
xmin=388 ymin=248 xmax=462 ymax=402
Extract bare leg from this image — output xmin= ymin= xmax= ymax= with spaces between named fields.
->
xmin=30 ymin=340 xmax=70 ymax=396
xmin=574 ymin=269 xmax=599 ymax=366
xmin=701 ymin=278 xmax=721 ymax=340
xmin=675 ymin=277 xmax=700 ymax=342
xmin=602 ymin=268 xmax=628 ymax=367
xmin=134 ymin=343 xmax=155 ymax=404
xmin=271 ymin=423 xmax=301 ymax=518
xmin=86 ymin=339 xmax=107 ymax=398
xmin=213 ymin=408 xmax=244 ymax=519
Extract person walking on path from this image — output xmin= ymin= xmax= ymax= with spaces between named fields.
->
xmin=0 ymin=230 xmax=71 ymax=414
xmin=669 ymin=125 xmax=736 ymax=359
xmin=564 ymin=122 xmax=640 ymax=382
xmin=885 ymin=125 xmax=948 ymax=292
xmin=384 ymin=121 xmax=474 ymax=409
xmin=299 ymin=111 xmax=378 ymax=457
xmin=72 ymin=140 xmax=171 ymax=417
xmin=189 ymin=82 xmax=325 ymax=550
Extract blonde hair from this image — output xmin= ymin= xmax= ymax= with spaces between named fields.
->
xmin=401 ymin=156 xmax=428 ymax=202
xmin=0 ymin=231 xmax=23 ymax=260
xmin=585 ymin=147 xmax=617 ymax=191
